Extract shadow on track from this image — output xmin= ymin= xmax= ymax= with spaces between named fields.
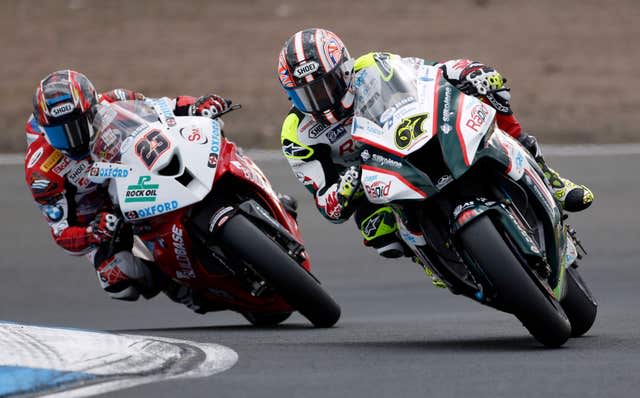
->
xmin=115 ymin=323 xmax=568 ymax=352
xmin=311 ymin=336 xmax=547 ymax=352
xmin=114 ymin=323 xmax=316 ymax=334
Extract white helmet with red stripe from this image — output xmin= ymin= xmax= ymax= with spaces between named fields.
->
xmin=277 ymin=28 xmax=354 ymax=124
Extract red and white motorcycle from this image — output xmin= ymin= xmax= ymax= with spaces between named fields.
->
xmin=87 ymin=98 xmax=340 ymax=327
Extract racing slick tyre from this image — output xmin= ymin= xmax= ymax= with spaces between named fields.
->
xmin=459 ymin=215 xmax=571 ymax=348
xmin=219 ymin=214 xmax=341 ymax=328
xmin=561 ymin=266 xmax=597 ymax=337
xmin=242 ymin=311 xmax=292 ymax=327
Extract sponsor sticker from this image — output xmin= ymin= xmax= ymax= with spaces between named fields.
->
xmin=40 ymin=151 xmax=64 ymax=172
xmin=154 ymin=98 xmax=176 ymax=127
xmin=465 ymin=103 xmax=491 ymax=132
xmin=207 ymin=152 xmax=218 ymax=168
xmin=67 ymin=160 xmax=91 ymax=188
xmin=50 ymin=102 xmax=74 ymax=117
xmin=134 ymin=200 xmax=179 ymax=218
xmin=365 ymin=180 xmax=392 ymax=199
xmin=436 ymin=174 xmax=453 ymax=189
xmin=51 ymin=157 xmax=72 ymax=175
xmin=27 ymin=147 xmax=44 ymax=168
xmin=125 ymin=176 xmax=158 ymax=203
xmin=90 ymin=164 xmax=130 ymax=178
xmin=326 ymin=125 xmax=347 ymax=143
xmin=42 ymin=204 xmax=64 ymax=222
xmin=360 ymin=149 xmax=371 ymax=162
xmin=372 ymin=153 xmax=402 ymax=169
xmin=172 ymin=225 xmax=196 ymax=279
xmin=293 ymin=61 xmax=319 ymax=78
xmin=180 ymin=127 xmax=208 ymax=144
xmin=308 ymin=123 xmax=328 ymax=139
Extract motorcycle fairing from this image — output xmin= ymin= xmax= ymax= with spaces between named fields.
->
xmin=89 ymin=100 xmax=221 ymax=220
xmin=361 ymin=164 xmax=428 ymax=203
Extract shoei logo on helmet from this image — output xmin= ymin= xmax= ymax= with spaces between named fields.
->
xmin=294 ymin=61 xmax=319 ymax=78
xmin=50 ymin=102 xmax=74 ymax=117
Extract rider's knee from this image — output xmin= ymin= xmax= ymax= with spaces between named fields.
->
xmin=93 ymin=251 xmax=154 ymax=301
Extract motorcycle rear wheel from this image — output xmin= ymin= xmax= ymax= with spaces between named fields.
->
xmin=459 ymin=215 xmax=571 ymax=347
xmin=219 ymin=214 xmax=341 ymax=328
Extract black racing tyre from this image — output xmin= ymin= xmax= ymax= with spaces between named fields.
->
xmin=219 ymin=214 xmax=341 ymax=328
xmin=459 ymin=216 xmax=571 ymax=347
xmin=561 ymin=267 xmax=597 ymax=337
xmin=242 ymin=311 xmax=292 ymax=327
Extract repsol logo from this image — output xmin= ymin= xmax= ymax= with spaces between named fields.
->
xmin=50 ymin=103 xmax=74 ymax=117
xmin=294 ymin=61 xmax=319 ymax=78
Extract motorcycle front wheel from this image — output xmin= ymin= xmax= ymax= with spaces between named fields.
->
xmin=219 ymin=214 xmax=341 ymax=328
xmin=561 ymin=266 xmax=597 ymax=337
xmin=459 ymin=215 xmax=571 ymax=347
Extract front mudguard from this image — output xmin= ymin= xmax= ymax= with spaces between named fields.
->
xmin=451 ymin=199 xmax=545 ymax=265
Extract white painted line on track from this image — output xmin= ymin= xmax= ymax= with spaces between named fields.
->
xmin=0 ymin=153 xmax=24 ymax=165
xmin=0 ymin=322 xmax=238 ymax=398
xmin=541 ymin=143 xmax=640 ymax=157
xmin=2 ymin=143 xmax=640 ymax=166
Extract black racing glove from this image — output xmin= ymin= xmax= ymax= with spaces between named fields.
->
xmin=457 ymin=65 xmax=513 ymax=115
xmin=518 ymin=133 xmax=543 ymax=160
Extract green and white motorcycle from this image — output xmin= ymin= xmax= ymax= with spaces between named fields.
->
xmin=352 ymin=53 xmax=596 ymax=347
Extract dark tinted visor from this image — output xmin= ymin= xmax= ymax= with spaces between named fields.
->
xmin=43 ymin=112 xmax=93 ymax=156
xmin=286 ymin=65 xmax=349 ymax=114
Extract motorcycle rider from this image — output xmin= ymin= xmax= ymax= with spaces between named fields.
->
xmin=25 ymin=69 xmax=232 ymax=308
xmin=276 ymin=28 xmax=594 ymax=268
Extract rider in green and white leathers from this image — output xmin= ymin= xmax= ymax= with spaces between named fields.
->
xmin=277 ymin=28 xmax=593 ymax=260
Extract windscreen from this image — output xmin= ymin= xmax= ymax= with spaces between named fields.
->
xmin=353 ymin=55 xmax=419 ymax=128
xmin=90 ymin=100 xmax=160 ymax=163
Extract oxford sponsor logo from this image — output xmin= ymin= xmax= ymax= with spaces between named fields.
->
xmin=135 ymin=200 xmax=179 ymax=218
xmin=50 ymin=102 xmax=74 ymax=117
xmin=293 ymin=61 xmax=319 ymax=78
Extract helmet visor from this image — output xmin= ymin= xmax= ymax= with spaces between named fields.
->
xmin=43 ymin=112 xmax=93 ymax=154
xmin=286 ymin=65 xmax=349 ymax=114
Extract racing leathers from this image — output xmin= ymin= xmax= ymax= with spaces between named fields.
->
xmin=24 ymin=89 xmax=219 ymax=306
xmin=281 ymin=53 xmax=593 ymax=259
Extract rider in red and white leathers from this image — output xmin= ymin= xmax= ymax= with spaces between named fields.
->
xmin=277 ymin=28 xmax=594 ymax=262
xmin=25 ymin=70 xmax=231 ymax=307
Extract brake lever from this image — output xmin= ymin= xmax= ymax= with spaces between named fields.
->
xmin=213 ymin=104 xmax=242 ymax=119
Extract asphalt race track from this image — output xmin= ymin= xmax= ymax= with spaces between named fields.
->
xmin=1 ymin=150 xmax=638 ymax=397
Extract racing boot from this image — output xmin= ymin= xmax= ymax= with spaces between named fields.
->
xmin=519 ymin=134 xmax=594 ymax=212
xmin=163 ymin=281 xmax=224 ymax=314
xmin=413 ymin=256 xmax=446 ymax=289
